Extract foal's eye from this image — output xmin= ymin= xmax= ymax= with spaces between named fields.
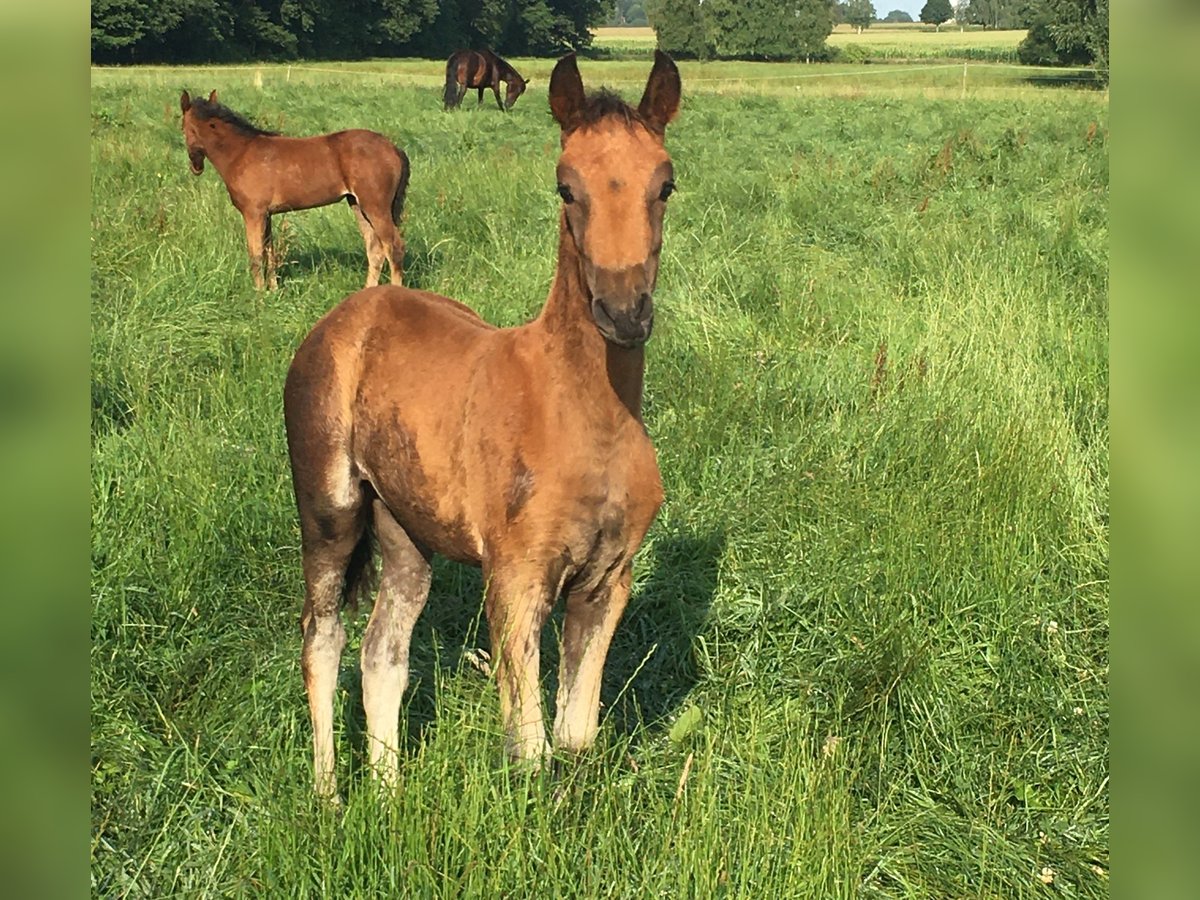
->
xmin=557 ymin=184 xmax=575 ymax=204
xmin=659 ymin=180 xmax=676 ymax=202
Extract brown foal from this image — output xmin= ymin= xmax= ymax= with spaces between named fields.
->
xmin=180 ymin=90 xmax=410 ymax=290
xmin=284 ymin=52 xmax=681 ymax=797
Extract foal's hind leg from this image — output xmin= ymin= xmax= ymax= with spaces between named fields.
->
xmin=553 ymin=564 xmax=633 ymax=753
xmin=356 ymin=199 xmax=405 ymax=288
xmin=361 ymin=500 xmax=431 ymax=786
xmin=298 ymin=509 xmax=363 ymax=800
xmin=349 ymin=199 xmax=386 ymax=287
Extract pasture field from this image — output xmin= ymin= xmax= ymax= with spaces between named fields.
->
xmin=592 ymin=25 xmax=1028 ymax=62
xmin=91 ymin=60 xmax=1108 ymax=897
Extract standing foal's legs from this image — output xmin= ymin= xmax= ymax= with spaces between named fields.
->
xmin=298 ymin=514 xmax=362 ymax=800
xmin=349 ymin=201 xmax=386 ymax=288
xmin=263 ymin=215 xmax=279 ymax=289
xmin=553 ymin=564 xmax=632 ymax=752
xmin=361 ymin=500 xmax=431 ymax=786
xmin=242 ymin=210 xmax=270 ymax=290
xmin=485 ymin=564 xmax=557 ymax=761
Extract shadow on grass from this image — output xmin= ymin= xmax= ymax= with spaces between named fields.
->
xmin=278 ymin=234 xmax=444 ymax=292
xmin=1022 ymin=70 xmax=1104 ymax=90
xmin=340 ymin=528 xmax=721 ymax=768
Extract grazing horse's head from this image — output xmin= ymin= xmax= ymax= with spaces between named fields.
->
xmin=549 ymin=52 xmax=681 ymax=349
xmin=505 ymin=74 xmax=527 ymax=110
xmin=179 ymin=90 xmax=218 ymax=175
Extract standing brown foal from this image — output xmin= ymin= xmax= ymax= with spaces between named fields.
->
xmin=284 ymin=51 xmax=680 ymax=797
xmin=180 ymin=90 xmax=410 ymax=290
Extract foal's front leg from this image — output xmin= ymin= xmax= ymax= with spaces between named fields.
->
xmin=485 ymin=566 xmax=556 ymax=761
xmin=242 ymin=210 xmax=271 ymax=290
xmin=553 ymin=564 xmax=633 ymax=753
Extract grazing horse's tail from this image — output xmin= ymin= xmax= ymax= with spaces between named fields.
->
xmin=443 ymin=56 xmax=460 ymax=109
xmin=391 ymin=146 xmax=410 ymax=225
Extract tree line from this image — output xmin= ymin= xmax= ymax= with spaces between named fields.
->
xmin=91 ymin=0 xmax=608 ymax=63
xmin=92 ymin=0 xmax=1106 ymax=75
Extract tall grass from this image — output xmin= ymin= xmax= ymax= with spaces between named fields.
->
xmin=92 ymin=64 xmax=1107 ymax=897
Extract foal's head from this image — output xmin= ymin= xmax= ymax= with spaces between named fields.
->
xmin=549 ymin=52 xmax=681 ymax=349
xmin=179 ymin=90 xmax=219 ymax=175
xmin=179 ymin=90 xmax=276 ymax=175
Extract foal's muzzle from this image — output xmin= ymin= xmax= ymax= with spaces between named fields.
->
xmin=188 ymin=148 xmax=205 ymax=175
xmin=591 ymin=292 xmax=655 ymax=348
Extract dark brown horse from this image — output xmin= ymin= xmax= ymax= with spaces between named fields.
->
xmin=285 ymin=51 xmax=681 ymax=796
xmin=443 ymin=49 xmax=528 ymax=111
xmin=180 ymin=90 xmax=410 ymax=290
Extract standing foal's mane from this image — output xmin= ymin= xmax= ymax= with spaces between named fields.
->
xmin=183 ymin=95 xmax=278 ymax=137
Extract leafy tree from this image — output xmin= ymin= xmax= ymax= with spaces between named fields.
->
xmin=844 ymin=0 xmax=875 ymax=33
xmin=882 ymin=8 xmax=913 ymax=21
xmin=648 ymin=0 xmax=832 ymax=60
xmin=919 ymin=0 xmax=953 ymax=31
xmin=1016 ymin=0 xmax=1107 ymax=79
xmin=92 ymin=0 xmax=183 ymax=61
xmin=646 ymin=0 xmax=711 ymax=58
xmin=961 ymin=0 xmax=1022 ymax=29
xmin=705 ymin=0 xmax=833 ymax=60
xmin=608 ymin=0 xmax=649 ymax=25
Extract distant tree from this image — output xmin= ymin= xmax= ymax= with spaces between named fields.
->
xmin=844 ymin=0 xmax=875 ymax=33
xmin=961 ymin=0 xmax=1022 ymax=28
xmin=648 ymin=0 xmax=832 ymax=60
xmin=608 ymin=0 xmax=650 ymax=25
xmin=646 ymin=0 xmax=712 ymax=58
xmin=1016 ymin=0 xmax=1107 ymax=79
xmin=831 ymin=0 xmax=847 ymax=25
xmin=882 ymin=9 xmax=913 ymax=21
xmin=92 ymin=0 xmax=182 ymax=61
xmin=715 ymin=0 xmax=834 ymax=59
xmin=920 ymin=0 xmax=953 ymax=31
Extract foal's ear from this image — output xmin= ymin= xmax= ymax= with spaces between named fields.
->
xmin=638 ymin=50 xmax=681 ymax=134
xmin=180 ymin=90 xmax=191 ymax=113
xmin=549 ymin=53 xmax=585 ymax=130
xmin=208 ymin=89 xmax=218 ymax=104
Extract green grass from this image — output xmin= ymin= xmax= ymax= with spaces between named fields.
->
xmin=91 ymin=62 xmax=1108 ymax=897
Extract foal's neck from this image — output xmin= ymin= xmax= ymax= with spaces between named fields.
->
xmin=203 ymin=124 xmax=256 ymax=178
xmin=536 ymin=220 xmax=646 ymax=422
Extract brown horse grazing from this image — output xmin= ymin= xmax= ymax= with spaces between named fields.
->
xmin=443 ymin=49 xmax=528 ymax=111
xmin=179 ymin=90 xmax=410 ymax=290
xmin=285 ymin=51 xmax=681 ymax=796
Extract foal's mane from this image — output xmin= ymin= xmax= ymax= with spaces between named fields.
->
xmin=567 ymin=89 xmax=647 ymax=133
xmin=188 ymin=96 xmax=280 ymax=137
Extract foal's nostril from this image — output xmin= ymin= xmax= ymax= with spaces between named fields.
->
xmin=635 ymin=293 xmax=652 ymax=320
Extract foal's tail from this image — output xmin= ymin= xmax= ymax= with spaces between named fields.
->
xmin=391 ymin=146 xmax=411 ymax=225
xmin=443 ymin=57 xmax=461 ymax=109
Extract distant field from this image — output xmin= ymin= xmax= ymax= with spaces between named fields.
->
xmin=594 ymin=24 xmax=1027 ymax=62
xmin=92 ymin=58 xmax=1107 ymax=897
xmin=593 ymin=25 xmax=658 ymax=46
